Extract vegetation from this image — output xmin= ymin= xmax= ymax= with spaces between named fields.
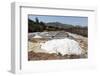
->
xmin=28 ymin=17 xmax=88 ymax=37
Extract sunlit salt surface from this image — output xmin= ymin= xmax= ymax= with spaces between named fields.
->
xmin=41 ymin=38 xmax=83 ymax=55
xmin=33 ymin=34 xmax=42 ymax=38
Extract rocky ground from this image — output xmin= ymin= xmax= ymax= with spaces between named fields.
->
xmin=28 ymin=31 xmax=88 ymax=61
xmin=28 ymin=51 xmax=86 ymax=61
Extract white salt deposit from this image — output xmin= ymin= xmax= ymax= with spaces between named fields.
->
xmin=33 ymin=34 xmax=42 ymax=38
xmin=41 ymin=38 xmax=82 ymax=55
xmin=28 ymin=41 xmax=34 ymax=52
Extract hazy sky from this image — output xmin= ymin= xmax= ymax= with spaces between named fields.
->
xmin=28 ymin=15 xmax=88 ymax=26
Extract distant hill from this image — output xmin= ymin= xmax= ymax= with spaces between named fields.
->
xmin=28 ymin=18 xmax=88 ymax=37
xmin=46 ymin=22 xmax=74 ymax=29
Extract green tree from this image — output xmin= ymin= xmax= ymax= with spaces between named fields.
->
xmin=35 ymin=17 xmax=39 ymax=24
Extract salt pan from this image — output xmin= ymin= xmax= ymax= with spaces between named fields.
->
xmin=33 ymin=34 xmax=42 ymax=38
xmin=41 ymin=38 xmax=83 ymax=55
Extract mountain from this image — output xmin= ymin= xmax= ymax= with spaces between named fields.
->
xmin=46 ymin=22 xmax=74 ymax=29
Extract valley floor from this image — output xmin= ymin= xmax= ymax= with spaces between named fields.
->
xmin=28 ymin=31 xmax=88 ymax=61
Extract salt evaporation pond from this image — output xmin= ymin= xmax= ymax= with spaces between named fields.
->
xmin=41 ymin=38 xmax=83 ymax=55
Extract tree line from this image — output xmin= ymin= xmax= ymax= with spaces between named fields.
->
xmin=28 ymin=17 xmax=88 ymax=37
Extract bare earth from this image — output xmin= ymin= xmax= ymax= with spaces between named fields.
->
xmin=28 ymin=32 xmax=88 ymax=61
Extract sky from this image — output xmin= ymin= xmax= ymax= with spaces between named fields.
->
xmin=28 ymin=15 xmax=88 ymax=26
